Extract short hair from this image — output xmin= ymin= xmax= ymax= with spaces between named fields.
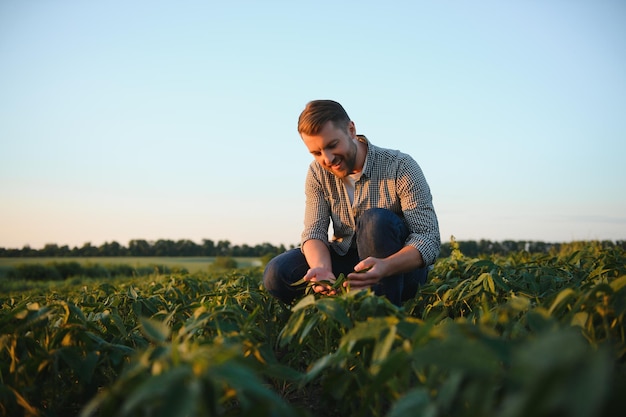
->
xmin=297 ymin=100 xmax=351 ymax=136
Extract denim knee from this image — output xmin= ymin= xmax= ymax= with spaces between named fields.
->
xmin=262 ymin=249 xmax=309 ymax=304
xmin=262 ymin=256 xmax=282 ymax=295
xmin=356 ymin=208 xmax=408 ymax=258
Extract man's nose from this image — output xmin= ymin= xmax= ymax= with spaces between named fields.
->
xmin=321 ymin=150 xmax=333 ymax=166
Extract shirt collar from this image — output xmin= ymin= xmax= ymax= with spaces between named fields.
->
xmin=357 ymin=135 xmax=374 ymax=178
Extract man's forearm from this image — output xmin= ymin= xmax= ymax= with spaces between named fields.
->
xmin=302 ymin=239 xmax=332 ymax=271
xmin=382 ymin=246 xmax=424 ymax=276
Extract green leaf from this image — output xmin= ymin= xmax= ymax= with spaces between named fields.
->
xmin=260 ymin=362 xmax=304 ymax=381
xmin=371 ymin=324 xmax=396 ymax=373
xmin=156 ymin=378 xmax=200 ymax=417
xmin=371 ymin=349 xmax=410 ymax=386
xmin=610 ymin=275 xmax=626 ymax=292
xmin=65 ymin=302 xmax=88 ymax=324
xmin=298 ymin=314 xmax=320 ymax=343
xmin=571 ymin=312 xmax=589 ymax=328
xmin=525 ymin=309 xmax=556 ymax=333
xmin=291 ymin=294 xmax=316 ymax=312
xmin=21 ymin=304 xmax=53 ymax=328
xmin=467 ymin=259 xmax=496 ymax=271
xmin=212 ymin=362 xmax=287 ymax=410
xmin=140 ymin=317 xmax=170 ymax=343
xmin=548 ymin=288 xmax=576 ymax=315
xmin=279 ymin=310 xmax=306 ymax=347
xmin=128 ymin=286 xmax=138 ymax=300
xmin=316 ymin=298 xmax=352 ymax=328
xmin=508 ymin=294 xmax=531 ymax=312
xmin=332 ymin=273 xmax=347 ymax=289
xmin=387 ymin=387 xmax=433 ymax=417
xmin=490 ymin=272 xmax=511 ymax=291
xmin=482 ymin=273 xmax=496 ymax=294
xmin=395 ymin=318 xmax=423 ymax=340
xmin=289 ymin=277 xmax=308 ymax=286
xmin=110 ymin=311 xmax=128 ymax=336
xmin=341 ymin=317 xmax=399 ymax=347
xmin=302 ymin=350 xmax=346 ymax=385
xmin=121 ymin=366 xmax=192 ymax=415
xmin=411 ymin=326 xmax=500 ymax=374
xmin=57 ymin=347 xmax=98 ymax=384
xmin=437 ymin=371 xmax=464 ymax=412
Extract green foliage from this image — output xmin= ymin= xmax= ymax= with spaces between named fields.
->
xmin=7 ymin=263 xmax=63 ymax=281
xmin=211 ymin=256 xmax=238 ymax=270
xmin=3 ymin=261 xmax=188 ymax=283
xmin=81 ymin=317 xmax=295 ymax=417
xmin=1 ymin=243 xmax=625 ymax=417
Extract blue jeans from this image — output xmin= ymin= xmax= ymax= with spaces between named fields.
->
xmin=263 ymin=208 xmax=428 ymax=306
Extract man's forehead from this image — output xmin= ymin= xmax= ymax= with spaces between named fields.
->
xmin=302 ymin=128 xmax=346 ymax=150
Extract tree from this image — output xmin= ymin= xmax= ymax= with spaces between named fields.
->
xmin=176 ymin=239 xmax=201 ymax=256
xmin=202 ymin=239 xmax=216 ymax=256
xmin=154 ymin=239 xmax=176 ymax=256
xmin=128 ymin=240 xmax=153 ymax=256
xmin=216 ymin=240 xmax=231 ymax=256
xmin=98 ymin=241 xmax=126 ymax=256
xmin=41 ymin=244 xmax=60 ymax=257
xmin=76 ymin=242 xmax=98 ymax=257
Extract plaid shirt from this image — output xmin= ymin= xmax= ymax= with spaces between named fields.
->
xmin=301 ymin=136 xmax=441 ymax=266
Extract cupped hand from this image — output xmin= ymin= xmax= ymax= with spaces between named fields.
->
xmin=304 ymin=267 xmax=337 ymax=295
xmin=346 ymin=257 xmax=387 ymax=290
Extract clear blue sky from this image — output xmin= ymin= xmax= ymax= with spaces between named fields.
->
xmin=1 ymin=0 xmax=625 ymax=250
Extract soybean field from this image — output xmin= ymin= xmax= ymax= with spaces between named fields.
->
xmin=1 ymin=241 xmax=625 ymax=417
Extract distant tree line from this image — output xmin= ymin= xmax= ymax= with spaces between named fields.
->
xmin=1 ymin=238 xmax=623 ymax=258
xmin=0 ymin=239 xmax=292 ymax=258
xmin=439 ymin=239 xmax=625 ymax=258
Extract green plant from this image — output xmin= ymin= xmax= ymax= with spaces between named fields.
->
xmin=211 ymin=256 xmax=238 ymax=270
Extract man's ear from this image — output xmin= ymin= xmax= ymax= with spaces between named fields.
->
xmin=348 ymin=121 xmax=357 ymax=138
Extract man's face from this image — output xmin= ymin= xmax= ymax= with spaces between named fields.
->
xmin=301 ymin=121 xmax=358 ymax=178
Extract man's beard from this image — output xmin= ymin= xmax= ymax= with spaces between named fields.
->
xmin=329 ymin=139 xmax=358 ymax=178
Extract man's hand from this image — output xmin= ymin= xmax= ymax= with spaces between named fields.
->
xmin=346 ymin=257 xmax=387 ymax=290
xmin=301 ymin=239 xmax=337 ymax=295
xmin=304 ymin=267 xmax=338 ymax=295
xmin=346 ymin=247 xmax=425 ymax=291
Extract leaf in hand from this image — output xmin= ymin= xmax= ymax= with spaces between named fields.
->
xmin=332 ymin=273 xmax=347 ymax=290
xmin=290 ymin=277 xmax=308 ymax=287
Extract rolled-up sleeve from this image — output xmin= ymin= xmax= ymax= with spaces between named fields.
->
xmin=301 ymin=165 xmax=331 ymax=248
xmin=396 ymin=156 xmax=441 ymax=266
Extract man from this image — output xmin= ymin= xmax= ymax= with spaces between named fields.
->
xmin=263 ymin=100 xmax=440 ymax=306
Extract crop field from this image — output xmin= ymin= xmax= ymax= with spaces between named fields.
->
xmin=0 ymin=257 xmax=261 ymax=279
xmin=1 ymin=241 xmax=625 ymax=417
